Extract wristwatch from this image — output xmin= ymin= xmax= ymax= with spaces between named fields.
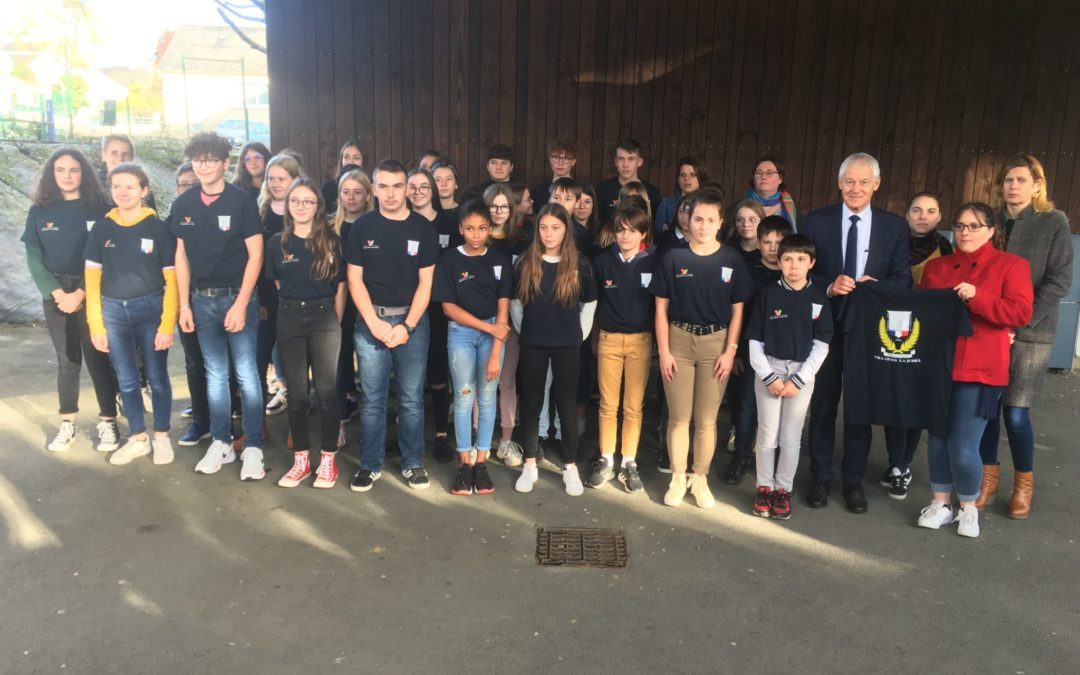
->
xmin=403 ymin=322 xmax=415 ymax=336
xmin=728 ymin=343 xmax=739 ymax=351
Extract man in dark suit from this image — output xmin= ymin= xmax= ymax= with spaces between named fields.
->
xmin=800 ymin=153 xmax=911 ymax=513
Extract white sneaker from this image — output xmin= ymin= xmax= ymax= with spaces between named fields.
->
xmin=265 ymin=389 xmax=288 ymax=416
xmin=109 ymin=437 xmax=150 ymax=465
xmin=917 ymin=501 xmax=953 ymax=529
xmin=48 ymin=421 xmax=77 ymax=452
xmin=563 ymin=464 xmax=584 ymax=496
xmin=152 ymin=437 xmax=174 ymax=465
xmin=955 ymin=505 xmax=980 ymax=538
xmin=515 ymin=463 xmax=539 ymax=492
xmin=195 ymin=440 xmax=236 ymax=474
xmin=688 ymin=473 xmax=716 ymax=509
xmin=96 ymin=420 xmax=120 ymax=452
xmin=497 ymin=439 xmax=524 ymax=467
xmin=240 ymin=447 xmax=266 ymax=481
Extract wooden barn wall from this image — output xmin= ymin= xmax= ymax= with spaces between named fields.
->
xmin=266 ymin=0 xmax=1080 ymax=226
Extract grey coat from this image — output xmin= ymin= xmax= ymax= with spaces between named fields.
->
xmin=1000 ymin=205 xmax=1073 ymax=344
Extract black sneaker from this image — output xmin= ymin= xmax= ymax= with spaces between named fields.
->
xmin=587 ymin=456 xmax=615 ymax=488
xmin=433 ymin=435 xmax=454 ymax=464
xmin=451 ymin=463 xmax=473 ymax=495
xmin=618 ymin=461 xmax=644 ymax=493
xmin=472 ymin=462 xmax=495 ymax=495
xmin=722 ymin=456 xmax=752 ymax=485
xmin=402 ymin=466 xmax=430 ymax=490
xmin=349 ymin=469 xmax=382 ymax=492
xmin=657 ymin=451 xmax=672 ymax=474
xmin=888 ymin=467 xmax=912 ymax=500
xmin=879 ymin=467 xmax=895 ymax=487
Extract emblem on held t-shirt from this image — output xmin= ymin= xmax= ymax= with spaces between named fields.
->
xmin=407 ymin=240 xmax=420 ymax=256
xmin=879 ymin=311 xmax=920 ymax=359
xmin=721 ymin=266 xmax=733 ymax=283
xmin=218 ymin=215 xmax=231 ymax=232
xmin=140 ymin=238 xmax=154 ymax=254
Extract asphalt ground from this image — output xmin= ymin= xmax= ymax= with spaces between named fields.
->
xmin=1 ymin=323 xmax=1078 ymax=674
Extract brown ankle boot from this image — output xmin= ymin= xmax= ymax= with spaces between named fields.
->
xmin=974 ymin=464 xmax=999 ymax=511
xmin=1007 ymin=471 xmax=1033 ymax=519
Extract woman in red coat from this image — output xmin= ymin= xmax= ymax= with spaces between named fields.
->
xmin=915 ymin=202 xmax=1033 ymax=538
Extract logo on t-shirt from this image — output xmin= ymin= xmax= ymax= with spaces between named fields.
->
xmin=407 ymin=240 xmax=420 ymax=256
xmin=364 ymin=239 xmax=379 ymax=249
xmin=103 ymin=239 xmax=115 ymax=248
xmin=218 ymin=215 xmax=231 ymax=232
xmin=603 ymin=279 xmax=617 ymax=289
xmin=42 ymin=222 xmax=57 ymax=232
xmin=721 ymin=267 xmax=733 ymax=283
xmin=493 ymin=265 xmax=503 ymax=280
xmin=283 ymin=253 xmax=297 ymax=263
xmin=439 ymin=234 xmax=450 ymax=248
xmin=86 ymin=220 xmax=95 ymax=232
xmin=770 ymin=308 xmax=787 ymax=320
xmin=676 ymin=268 xmax=693 ymax=278
xmin=640 ymin=272 xmax=652 ymax=287
xmin=458 ymin=271 xmax=473 ymax=283
xmin=140 ymin=238 xmax=154 ymax=254
xmin=879 ymin=311 xmax=920 ymax=360
xmin=180 ymin=216 xmax=194 ymax=226
xmin=812 ymin=303 xmax=823 ymax=320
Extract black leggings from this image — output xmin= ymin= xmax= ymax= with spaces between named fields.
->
xmin=277 ymin=299 xmax=341 ymax=453
xmin=43 ymin=293 xmax=118 ymax=418
xmin=518 ymin=345 xmax=580 ymax=464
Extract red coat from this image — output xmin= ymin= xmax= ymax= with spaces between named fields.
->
xmin=920 ymin=242 xmax=1034 ymax=386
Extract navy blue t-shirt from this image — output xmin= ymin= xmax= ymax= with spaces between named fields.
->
xmin=593 ymin=246 xmax=658 ymax=333
xmin=22 ymin=199 xmax=106 ymax=277
xmin=169 ymin=183 xmax=262 ymax=288
xmin=649 ymin=244 xmax=754 ymax=326
xmin=344 ymin=210 xmax=438 ymax=307
xmin=516 ymin=258 xmax=598 ymax=348
xmin=265 ymin=232 xmax=345 ymax=300
xmin=84 ymin=214 xmax=176 ymax=300
xmin=433 ymin=246 xmax=513 ymax=320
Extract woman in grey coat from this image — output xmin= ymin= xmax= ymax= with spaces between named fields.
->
xmin=977 ymin=155 xmax=1073 ymax=518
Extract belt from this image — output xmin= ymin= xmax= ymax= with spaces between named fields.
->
xmin=194 ymin=287 xmax=240 ymax=297
xmin=374 ymin=305 xmax=409 ymax=317
xmin=280 ymin=297 xmax=335 ymax=310
xmin=671 ymin=320 xmax=728 ymax=336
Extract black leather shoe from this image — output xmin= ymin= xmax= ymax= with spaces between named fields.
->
xmin=842 ymin=483 xmax=869 ymax=514
xmin=807 ymin=480 xmax=830 ymax=507
xmin=722 ymin=457 xmax=751 ymax=485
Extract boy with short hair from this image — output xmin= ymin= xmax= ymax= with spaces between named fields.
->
xmin=746 ymin=234 xmax=832 ymax=519
xmin=594 ymin=139 xmax=662 ymax=224
xmin=345 ymin=158 xmax=439 ymax=492
xmin=172 ymin=132 xmax=266 ymax=479
xmin=549 ymin=177 xmax=596 ymax=257
xmin=532 ymin=139 xmax=577 ymax=206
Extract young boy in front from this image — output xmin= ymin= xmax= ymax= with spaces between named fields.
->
xmin=745 ymin=234 xmax=832 ymax=519
xmin=345 ymin=159 xmax=438 ymax=492
xmin=172 ymin=132 xmax=266 ymax=480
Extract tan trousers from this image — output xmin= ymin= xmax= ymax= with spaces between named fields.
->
xmin=597 ymin=331 xmax=653 ymax=459
xmin=663 ymin=327 xmax=729 ymax=475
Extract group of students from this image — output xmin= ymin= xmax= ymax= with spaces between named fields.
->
xmin=22 ymin=132 xmax=1072 ymax=538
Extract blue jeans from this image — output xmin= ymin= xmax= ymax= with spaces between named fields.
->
xmin=979 ymin=406 xmax=1035 ymax=472
xmin=354 ymin=312 xmax=430 ymax=471
xmin=927 ymin=383 xmax=1001 ymax=502
xmin=192 ymin=292 xmax=263 ymax=448
xmin=102 ymin=293 xmax=172 ymax=435
xmin=447 ymin=319 xmax=503 ymax=453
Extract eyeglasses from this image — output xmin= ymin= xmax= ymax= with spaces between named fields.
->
xmin=951 ymin=222 xmax=991 ymax=233
xmin=243 ymin=153 xmax=264 ymax=162
xmin=177 ymin=181 xmax=197 ymax=191
xmin=489 ymin=204 xmax=511 ymax=213
xmin=550 ymin=155 xmax=574 ymax=163
xmin=678 ymin=205 xmax=692 ymax=213
xmin=288 ymin=198 xmax=318 ymax=208
xmin=191 ymin=158 xmax=223 ymax=168
xmin=754 ymin=170 xmax=780 ymax=178
xmin=407 ymin=185 xmax=432 ymax=194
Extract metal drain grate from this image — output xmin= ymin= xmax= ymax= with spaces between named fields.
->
xmin=536 ymin=526 xmax=628 ymax=568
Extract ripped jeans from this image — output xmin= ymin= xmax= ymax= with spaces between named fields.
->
xmin=448 ymin=319 xmax=503 ymax=453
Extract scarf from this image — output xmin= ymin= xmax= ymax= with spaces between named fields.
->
xmin=748 ymin=189 xmax=797 ymax=226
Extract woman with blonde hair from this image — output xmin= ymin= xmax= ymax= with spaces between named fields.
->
xmin=333 ymin=169 xmax=374 ymax=426
xmin=976 ymin=155 xmax=1073 ymax=518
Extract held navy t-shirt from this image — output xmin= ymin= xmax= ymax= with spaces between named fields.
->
xmin=516 ymin=258 xmax=598 ymax=348
xmin=432 ymin=246 xmax=513 ymax=320
xmin=344 ymin=210 xmax=438 ymax=307
xmin=593 ymin=246 xmax=658 ymax=334
xmin=265 ymin=232 xmax=345 ymax=300
xmin=746 ymin=280 xmax=833 ymax=361
xmin=169 ymin=183 xmax=262 ymax=289
xmin=84 ymin=214 xmax=176 ymax=300
xmin=842 ymin=283 xmax=973 ymax=436
xmin=22 ymin=199 xmax=106 ymax=276
xmin=649 ymin=245 xmax=754 ymax=326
